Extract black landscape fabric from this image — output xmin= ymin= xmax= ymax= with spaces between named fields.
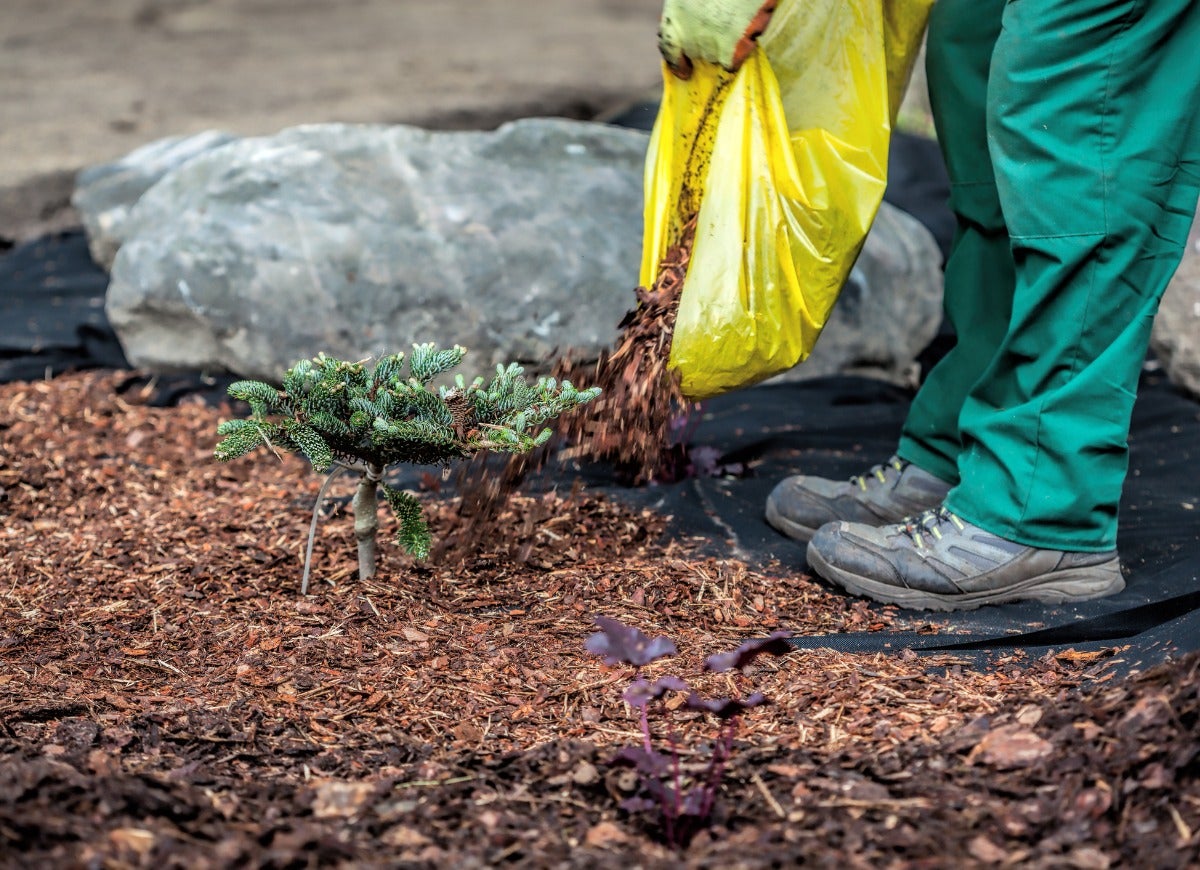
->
xmin=639 ymin=374 xmax=1200 ymax=676
xmin=0 ymin=231 xmax=127 ymax=382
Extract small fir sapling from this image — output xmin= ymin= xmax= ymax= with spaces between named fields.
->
xmin=585 ymin=616 xmax=793 ymax=848
xmin=214 ymin=344 xmax=600 ymax=593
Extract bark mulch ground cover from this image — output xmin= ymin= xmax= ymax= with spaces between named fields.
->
xmin=2 ymin=370 xmax=1199 ymax=868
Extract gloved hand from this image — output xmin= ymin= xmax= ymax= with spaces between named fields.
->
xmin=658 ymin=0 xmax=778 ymax=79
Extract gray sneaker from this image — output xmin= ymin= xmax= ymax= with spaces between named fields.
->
xmin=765 ymin=456 xmax=951 ymax=543
xmin=806 ymin=507 xmax=1125 ymax=612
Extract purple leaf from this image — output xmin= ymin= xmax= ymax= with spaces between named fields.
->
xmin=684 ymin=445 xmax=747 ymax=479
xmin=680 ymin=786 xmax=712 ymax=818
xmin=686 ymin=446 xmax=722 ymax=476
xmin=619 ymin=796 xmax=660 ymax=814
xmin=684 ymin=692 xmax=769 ymax=719
xmin=585 ymin=615 xmax=677 ymax=667
xmin=622 ymin=676 xmax=689 ymax=709
xmin=703 ymin=631 xmax=794 ymax=673
xmin=610 ymin=745 xmax=671 ymax=777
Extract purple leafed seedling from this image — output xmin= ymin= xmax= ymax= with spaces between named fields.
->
xmin=702 ymin=631 xmax=795 ymax=674
xmin=646 ymin=405 xmax=749 ymax=484
xmin=585 ymin=615 xmax=678 ymax=667
xmin=623 ymin=676 xmax=690 ymax=710
xmin=585 ymin=616 xmax=792 ymax=849
xmin=684 ymin=445 xmax=747 ymax=480
xmin=683 ymin=692 xmax=768 ymax=718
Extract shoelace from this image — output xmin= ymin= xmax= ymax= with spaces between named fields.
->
xmin=851 ymin=457 xmax=905 ymax=492
xmin=901 ymin=506 xmax=965 ymax=550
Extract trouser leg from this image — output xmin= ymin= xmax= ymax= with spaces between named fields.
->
xmin=945 ymin=0 xmax=1200 ymax=551
xmin=896 ymin=0 xmax=1010 ymax=486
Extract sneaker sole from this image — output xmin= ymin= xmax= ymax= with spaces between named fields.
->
xmin=807 ymin=548 xmax=1125 ymax=612
xmin=764 ymin=499 xmax=819 ymax=543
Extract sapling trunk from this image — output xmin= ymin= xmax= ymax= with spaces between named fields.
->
xmin=352 ymin=463 xmax=384 ymax=581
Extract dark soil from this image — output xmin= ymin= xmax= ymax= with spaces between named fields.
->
xmin=1 ymin=371 xmax=1198 ymax=868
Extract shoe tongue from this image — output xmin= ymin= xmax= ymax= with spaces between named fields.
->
xmin=852 ymin=458 xmax=906 ymax=490
xmin=871 ymin=460 xmax=900 ymax=483
xmin=918 ymin=507 xmax=948 ymax=530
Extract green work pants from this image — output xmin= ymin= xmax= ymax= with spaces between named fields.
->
xmin=896 ymin=0 xmax=1200 ymax=551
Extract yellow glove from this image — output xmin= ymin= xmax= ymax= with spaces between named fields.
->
xmin=657 ymin=0 xmax=778 ymax=79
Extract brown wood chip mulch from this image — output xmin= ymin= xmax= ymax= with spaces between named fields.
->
xmin=1 ymin=371 xmax=1197 ymax=868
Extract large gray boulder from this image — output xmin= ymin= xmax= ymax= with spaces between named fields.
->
xmin=1151 ymin=221 xmax=1200 ymax=399
xmin=106 ymin=120 xmax=647 ymax=380
xmin=97 ymin=120 xmax=943 ymax=387
xmin=774 ymin=203 xmax=942 ymax=387
xmin=73 ymin=131 xmax=237 ymax=269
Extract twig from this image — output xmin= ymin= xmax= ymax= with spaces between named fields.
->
xmin=393 ymin=775 xmax=475 ymax=790
xmin=1168 ymin=804 xmax=1194 ymax=842
xmin=254 ymin=423 xmax=286 ymax=463
xmin=814 ymin=797 xmax=932 ymax=809
xmin=301 ymin=464 xmax=351 ymax=595
xmin=751 ymin=771 xmax=785 ymax=819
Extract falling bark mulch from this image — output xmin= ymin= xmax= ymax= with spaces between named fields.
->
xmin=1 ymin=370 xmax=1199 ymax=868
xmin=437 ymin=215 xmax=698 ymax=551
xmin=553 ymin=213 xmax=698 ymax=484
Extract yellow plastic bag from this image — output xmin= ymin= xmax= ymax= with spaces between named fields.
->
xmin=641 ymin=0 xmax=934 ymax=400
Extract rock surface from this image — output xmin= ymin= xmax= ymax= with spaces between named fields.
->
xmin=105 ymin=120 xmax=649 ymax=380
xmin=774 ymin=203 xmax=942 ymax=387
xmin=1151 ymin=222 xmax=1200 ymax=399
xmin=73 ymin=131 xmax=237 ymax=269
xmin=100 ymin=121 xmax=944 ymax=388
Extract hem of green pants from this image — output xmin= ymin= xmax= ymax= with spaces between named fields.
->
xmin=942 ymin=493 xmax=1119 ymax=555
xmin=895 ymin=441 xmax=1119 ymax=554
xmin=895 ymin=438 xmax=958 ymax=489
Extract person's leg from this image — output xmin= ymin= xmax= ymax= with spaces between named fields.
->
xmin=764 ymin=0 xmax=1004 ymax=543
xmin=894 ymin=0 xmax=1012 ymax=486
xmin=808 ymin=0 xmax=1200 ymax=610
xmin=947 ymin=0 xmax=1200 ymax=551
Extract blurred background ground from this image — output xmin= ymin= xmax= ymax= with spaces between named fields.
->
xmin=0 ymin=0 xmax=666 ymax=241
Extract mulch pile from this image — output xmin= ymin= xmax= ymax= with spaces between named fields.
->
xmin=2 ymin=371 xmax=1198 ymax=867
